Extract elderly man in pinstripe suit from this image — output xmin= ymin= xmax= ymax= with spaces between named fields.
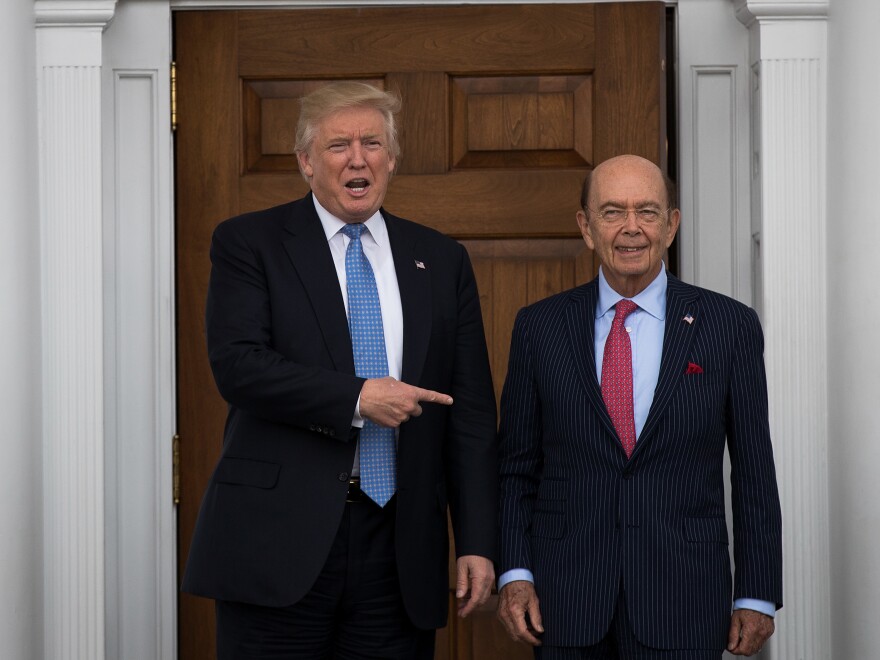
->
xmin=497 ymin=155 xmax=782 ymax=659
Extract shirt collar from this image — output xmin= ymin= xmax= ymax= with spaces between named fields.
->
xmin=312 ymin=195 xmax=387 ymax=246
xmin=596 ymin=264 xmax=668 ymax=322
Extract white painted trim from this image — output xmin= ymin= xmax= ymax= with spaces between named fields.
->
xmin=35 ymin=0 xmax=117 ymax=27
xmin=101 ymin=3 xmax=176 ymax=659
xmin=170 ymin=0 xmax=670 ymax=8
xmin=36 ymin=11 xmax=112 ymax=659
xmin=676 ymin=0 xmax=754 ymax=305
xmin=738 ymin=3 xmax=830 ymax=658
xmin=734 ymin=0 xmax=829 ymax=26
xmin=690 ymin=65 xmax=742 ymax=297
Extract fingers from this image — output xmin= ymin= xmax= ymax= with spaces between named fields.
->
xmin=455 ymin=556 xmax=495 ymax=618
xmin=416 ymin=387 xmax=453 ymax=406
xmin=358 ymin=378 xmax=452 ymax=428
xmin=727 ymin=609 xmax=775 ymax=656
xmin=497 ymin=581 xmax=543 ymax=647
xmin=727 ymin=612 xmax=743 ymax=652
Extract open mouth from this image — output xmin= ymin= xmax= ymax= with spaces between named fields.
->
xmin=345 ymin=178 xmax=370 ymax=193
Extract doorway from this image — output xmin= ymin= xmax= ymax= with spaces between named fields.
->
xmin=173 ymin=4 xmax=669 ymax=657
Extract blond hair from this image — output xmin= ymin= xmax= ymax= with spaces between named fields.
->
xmin=294 ymin=82 xmax=401 ymax=180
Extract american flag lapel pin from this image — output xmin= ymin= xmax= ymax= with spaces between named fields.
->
xmin=415 ymin=260 xmax=426 ymax=270
xmin=683 ymin=313 xmax=694 ymax=325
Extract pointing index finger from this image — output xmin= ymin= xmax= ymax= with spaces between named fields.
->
xmin=418 ymin=388 xmax=453 ymax=405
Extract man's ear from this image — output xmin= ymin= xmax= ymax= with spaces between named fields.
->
xmin=297 ymin=151 xmax=313 ymax=178
xmin=665 ymin=208 xmax=681 ymax=247
xmin=576 ymin=210 xmax=595 ymax=250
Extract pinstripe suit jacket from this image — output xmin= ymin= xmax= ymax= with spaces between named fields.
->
xmin=498 ymin=273 xmax=782 ymax=650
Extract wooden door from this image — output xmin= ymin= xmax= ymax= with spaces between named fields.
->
xmin=174 ymin=4 xmax=666 ymax=658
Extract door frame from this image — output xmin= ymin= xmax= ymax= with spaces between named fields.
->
xmin=97 ymin=1 xmax=759 ymax=658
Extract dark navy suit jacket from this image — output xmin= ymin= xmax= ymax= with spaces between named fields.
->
xmin=498 ymin=274 xmax=782 ymax=649
xmin=182 ymin=194 xmax=498 ymax=630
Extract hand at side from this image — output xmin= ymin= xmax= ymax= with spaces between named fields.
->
xmin=455 ymin=555 xmax=495 ymax=618
xmin=727 ymin=608 xmax=775 ymax=656
xmin=497 ymin=580 xmax=544 ymax=646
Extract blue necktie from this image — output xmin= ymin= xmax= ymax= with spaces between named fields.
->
xmin=342 ymin=223 xmax=397 ymax=507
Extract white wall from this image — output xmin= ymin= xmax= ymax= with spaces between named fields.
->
xmin=0 ymin=0 xmax=43 ymax=657
xmin=827 ymin=0 xmax=880 ymax=656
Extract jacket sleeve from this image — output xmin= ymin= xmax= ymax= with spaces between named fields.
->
xmin=205 ymin=217 xmax=364 ymax=440
xmin=727 ymin=306 xmax=784 ymax=609
xmin=497 ymin=307 xmax=544 ymax=574
xmin=444 ymin=243 xmax=499 ymax=560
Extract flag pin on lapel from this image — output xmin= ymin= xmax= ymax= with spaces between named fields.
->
xmin=683 ymin=313 xmax=694 ymax=325
xmin=415 ymin=260 xmax=426 ymax=270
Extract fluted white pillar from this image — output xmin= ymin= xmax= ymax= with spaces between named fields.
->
xmin=735 ymin=2 xmax=830 ymax=659
xmin=35 ymin=2 xmax=117 ymax=658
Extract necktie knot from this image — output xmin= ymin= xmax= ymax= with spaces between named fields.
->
xmin=613 ymin=299 xmax=638 ymax=323
xmin=341 ymin=222 xmax=366 ymax=240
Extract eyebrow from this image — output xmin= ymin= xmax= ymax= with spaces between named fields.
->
xmin=326 ymin=133 xmax=383 ymax=143
xmin=599 ymin=199 xmax=663 ymax=209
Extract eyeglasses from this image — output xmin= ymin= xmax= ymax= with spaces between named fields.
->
xmin=587 ymin=206 xmax=670 ymax=225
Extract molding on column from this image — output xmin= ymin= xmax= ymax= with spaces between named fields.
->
xmin=35 ymin=0 xmax=117 ymax=27
xmin=741 ymin=4 xmax=830 ymax=658
xmin=734 ymin=0 xmax=829 ymax=26
xmin=36 ymin=3 xmax=117 ymax=659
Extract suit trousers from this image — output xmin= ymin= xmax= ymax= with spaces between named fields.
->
xmin=215 ymin=495 xmax=435 ymax=660
xmin=535 ymin=587 xmax=721 ymax=660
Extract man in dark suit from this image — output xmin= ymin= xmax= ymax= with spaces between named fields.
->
xmin=496 ymin=155 xmax=782 ymax=659
xmin=182 ymin=81 xmax=498 ymax=659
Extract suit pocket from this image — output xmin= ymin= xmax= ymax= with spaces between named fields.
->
xmin=684 ymin=516 xmax=729 ymax=544
xmin=531 ymin=479 xmax=567 ymax=539
xmin=214 ymin=457 xmax=280 ymax=489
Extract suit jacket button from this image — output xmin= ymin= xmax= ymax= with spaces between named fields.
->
xmin=337 ymin=472 xmax=349 ymax=482
xmin=623 ymin=472 xmax=633 ymax=480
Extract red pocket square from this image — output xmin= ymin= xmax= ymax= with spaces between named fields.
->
xmin=685 ymin=362 xmax=703 ymax=374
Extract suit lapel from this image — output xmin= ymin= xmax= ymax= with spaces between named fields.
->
xmin=281 ymin=195 xmax=355 ymax=375
xmin=565 ymin=281 xmax=620 ymax=442
xmin=637 ymin=275 xmax=701 ymax=447
xmin=385 ymin=212 xmax=432 ymax=386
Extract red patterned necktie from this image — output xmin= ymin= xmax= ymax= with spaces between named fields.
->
xmin=601 ymin=300 xmax=639 ymax=458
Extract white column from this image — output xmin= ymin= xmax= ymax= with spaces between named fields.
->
xmin=0 ymin=0 xmax=43 ymax=658
xmin=35 ymin=2 xmax=117 ymax=658
xmin=735 ymin=2 xmax=829 ymax=659
xmin=826 ymin=0 xmax=880 ymax=656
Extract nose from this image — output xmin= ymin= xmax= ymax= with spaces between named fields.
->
xmin=348 ymin=142 xmax=366 ymax=167
xmin=622 ymin=209 xmax=642 ymax=232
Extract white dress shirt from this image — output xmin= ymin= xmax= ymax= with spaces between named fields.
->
xmin=313 ymin=197 xmax=403 ymax=475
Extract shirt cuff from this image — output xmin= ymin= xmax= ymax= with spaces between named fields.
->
xmin=733 ymin=598 xmax=776 ymax=618
xmin=497 ymin=568 xmax=534 ymax=591
xmin=352 ymin=394 xmax=364 ymax=428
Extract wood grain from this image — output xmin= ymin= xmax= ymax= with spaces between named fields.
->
xmin=174 ymin=4 xmax=664 ymax=658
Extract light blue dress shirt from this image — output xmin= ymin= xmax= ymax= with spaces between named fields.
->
xmin=498 ymin=265 xmax=775 ymax=618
